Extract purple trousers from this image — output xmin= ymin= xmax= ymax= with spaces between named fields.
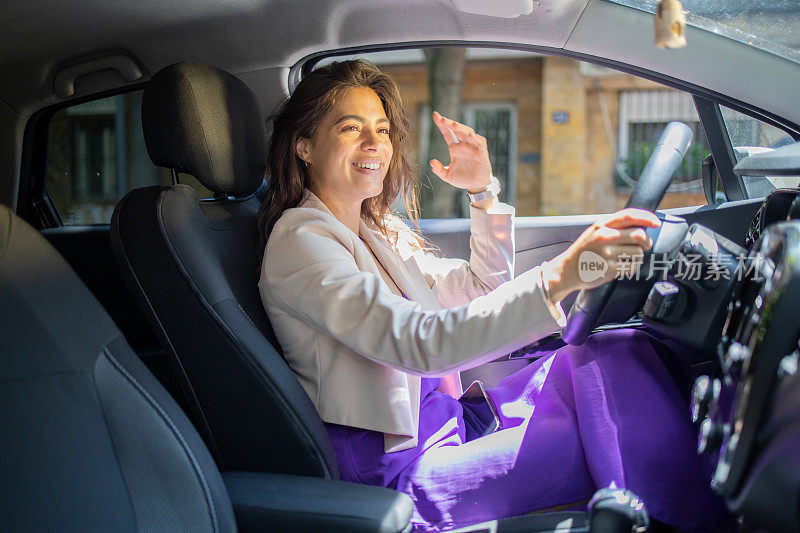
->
xmin=326 ymin=329 xmax=730 ymax=532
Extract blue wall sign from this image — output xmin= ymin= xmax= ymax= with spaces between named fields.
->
xmin=552 ymin=111 xmax=569 ymax=124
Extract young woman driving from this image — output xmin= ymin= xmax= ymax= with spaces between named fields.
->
xmin=258 ymin=59 xmax=727 ymax=532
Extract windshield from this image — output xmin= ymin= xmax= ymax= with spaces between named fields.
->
xmin=609 ymin=1 xmax=800 ymax=64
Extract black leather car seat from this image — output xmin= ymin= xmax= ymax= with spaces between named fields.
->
xmin=0 ymin=203 xmax=416 ymax=532
xmin=0 ymin=203 xmax=237 ymax=531
xmin=110 ymin=62 xmax=337 ymax=478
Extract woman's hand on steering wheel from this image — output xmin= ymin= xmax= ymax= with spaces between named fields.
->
xmin=542 ymin=208 xmax=661 ymax=305
xmin=428 ymin=111 xmax=493 ymax=194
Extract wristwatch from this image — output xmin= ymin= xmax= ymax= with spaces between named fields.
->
xmin=467 ymin=176 xmax=501 ymax=204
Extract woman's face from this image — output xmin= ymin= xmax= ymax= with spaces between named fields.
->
xmin=296 ymin=86 xmax=393 ymax=207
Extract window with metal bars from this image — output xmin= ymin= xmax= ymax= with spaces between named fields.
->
xmin=419 ymin=103 xmax=517 ymax=207
xmin=464 ymin=105 xmax=516 ymax=205
xmin=617 ymin=89 xmax=709 ymax=192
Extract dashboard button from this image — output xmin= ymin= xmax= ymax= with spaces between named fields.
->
xmin=690 ymin=375 xmax=710 ymax=424
xmin=643 ymin=281 xmax=683 ymax=322
xmin=723 ymin=432 xmax=739 ymax=466
xmin=778 ymin=350 xmax=799 ymax=380
xmin=724 ymin=341 xmax=749 ymax=375
xmin=698 ymin=417 xmax=724 ymax=454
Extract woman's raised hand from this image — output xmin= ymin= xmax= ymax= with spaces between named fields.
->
xmin=542 ymin=208 xmax=662 ymax=305
xmin=429 ymin=111 xmax=493 ymax=193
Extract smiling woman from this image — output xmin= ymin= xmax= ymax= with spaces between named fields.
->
xmin=257 ymin=59 xmax=730 ymax=532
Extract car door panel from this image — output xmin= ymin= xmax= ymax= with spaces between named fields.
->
xmin=41 ymin=226 xmax=151 ymax=347
xmin=41 ymin=226 xmax=189 ymax=413
xmin=421 ymin=200 xmax=762 ymax=266
xmin=516 ymin=241 xmax=572 ymax=273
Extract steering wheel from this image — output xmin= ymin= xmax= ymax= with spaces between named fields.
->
xmin=561 ymin=122 xmax=694 ymax=345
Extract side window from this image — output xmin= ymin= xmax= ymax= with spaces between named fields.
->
xmin=46 ymin=91 xmax=212 ymax=225
xmin=313 ymin=48 xmax=709 ymax=218
xmin=719 ymin=105 xmax=797 ymax=198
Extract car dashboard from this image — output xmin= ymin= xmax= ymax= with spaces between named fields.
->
xmin=694 ymin=219 xmax=800 ymax=531
xmin=689 ymin=144 xmax=800 ymax=531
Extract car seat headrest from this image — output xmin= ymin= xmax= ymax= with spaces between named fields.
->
xmin=142 ymin=62 xmax=267 ymax=197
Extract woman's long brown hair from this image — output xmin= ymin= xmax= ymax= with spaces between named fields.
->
xmin=257 ymin=59 xmax=422 ymax=250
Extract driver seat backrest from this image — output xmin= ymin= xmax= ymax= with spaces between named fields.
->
xmin=110 ymin=62 xmax=338 ymax=479
xmin=0 ymin=204 xmax=236 ymax=531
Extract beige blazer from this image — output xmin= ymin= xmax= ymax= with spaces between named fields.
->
xmin=259 ymin=190 xmax=564 ymax=453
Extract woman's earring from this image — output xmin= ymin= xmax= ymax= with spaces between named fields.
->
xmin=305 ymin=161 xmax=309 ymax=167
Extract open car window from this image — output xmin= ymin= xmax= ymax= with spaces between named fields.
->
xmin=312 ymin=47 xmax=710 ymax=219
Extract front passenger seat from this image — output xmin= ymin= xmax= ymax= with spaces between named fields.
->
xmin=0 ymin=204 xmax=415 ymax=532
xmin=0 ymin=204 xmax=236 ymax=531
xmin=111 ymin=62 xmax=337 ymax=478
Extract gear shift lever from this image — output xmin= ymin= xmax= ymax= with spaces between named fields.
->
xmin=589 ymin=487 xmax=650 ymax=532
